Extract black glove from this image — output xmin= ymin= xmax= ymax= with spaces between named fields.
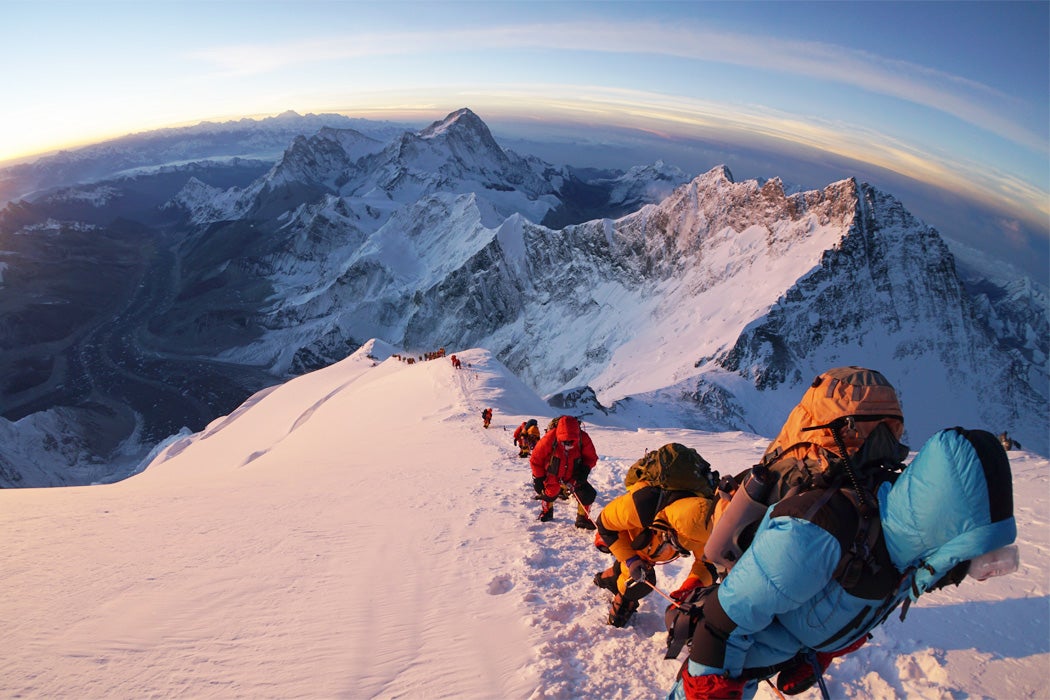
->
xmin=572 ymin=458 xmax=589 ymax=482
xmin=717 ymin=474 xmax=738 ymax=497
xmin=625 ymin=556 xmax=652 ymax=586
xmin=532 ymin=477 xmax=545 ymax=495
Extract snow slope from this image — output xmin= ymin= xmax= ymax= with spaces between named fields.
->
xmin=1 ymin=343 xmax=1045 ymax=699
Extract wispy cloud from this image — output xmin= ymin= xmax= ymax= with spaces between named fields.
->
xmin=189 ymin=21 xmax=1044 ymax=153
xmin=353 ymin=83 xmax=1047 ymax=224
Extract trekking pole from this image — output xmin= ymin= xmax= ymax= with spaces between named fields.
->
xmin=638 ymin=578 xmax=686 ymax=609
xmin=804 ymin=650 xmax=832 ymax=700
xmin=565 ymin=484 xmax=599 ymax=528
xmin=764 ymin=679 xmax=788 ymax=700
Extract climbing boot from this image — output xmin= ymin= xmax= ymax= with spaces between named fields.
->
xmin=607 ymin=594 xmax=639 ymax=628
xmin=776 ymin=634 xmax=869 ymax=695
xmin=574 ymin=513 xmax=596 ymax=530
xmin=538 ymin=504 xmax=554 ymax=522
xmin=593 ymin=569 xmax=618 ymax=593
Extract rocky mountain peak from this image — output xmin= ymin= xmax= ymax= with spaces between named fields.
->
xmin=412 ymin=108 xmax=510 ymax=170
xmin=707 ymin=164 xmax=735 ymax=184
xmin=419 ymin=107 xmax=488 ymax=139
xmin=639 ymin=166 xmax=856 ymax=258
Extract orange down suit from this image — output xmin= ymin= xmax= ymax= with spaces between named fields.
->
xmin=596 ymin=481 xmax=718 ymax=596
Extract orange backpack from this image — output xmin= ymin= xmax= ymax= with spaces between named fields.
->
xmin=705 ymin=366 xmax=908 ymax=569
xmin=761 ymin=366 xmax=904 ymax=470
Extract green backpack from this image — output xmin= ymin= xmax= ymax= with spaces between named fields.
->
xmin=624 ymin=443 xmax=717 ymax=498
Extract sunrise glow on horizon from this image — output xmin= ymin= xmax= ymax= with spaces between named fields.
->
xmin=4 ymin=1 xmax=1047 ymax=241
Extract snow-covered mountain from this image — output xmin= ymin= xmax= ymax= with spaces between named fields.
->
xmin=164 ymin=148 xmax=1047 ymax=453
xmin=175 ymin=107 xmax=564 ymax=226
xmin=1 ymin=344 xmax=1044 ymax=698
xmin=0 ymin=110 xmax=411 ymax=206
xmin=0 ymin=108 xmax=1044 ymax=487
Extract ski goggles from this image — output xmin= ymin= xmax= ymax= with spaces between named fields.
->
xmin=648 ymin=520 xmax=691 ymax=563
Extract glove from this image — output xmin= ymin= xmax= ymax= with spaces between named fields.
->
xmin=680 ymin=670 xmax=745 ymax=699
xmin=532 ymin=477 xmax=545 ymax=495
xmin=572 ymin=458 xmax=589 ymax=482
xmin=625 ymin=556 xmax=652 ymax=586
xmin=671 ymin=575 xmax=705 ymax=602
xmin=716 ymin=474 xmax=738 ymax=499
xmin=775 ymin=634 xmax=868 ymax=695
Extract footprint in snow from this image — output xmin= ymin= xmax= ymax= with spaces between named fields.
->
xmin=487 ymin=575 xmax=514 ymax=595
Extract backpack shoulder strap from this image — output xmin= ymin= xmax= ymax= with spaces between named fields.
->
xmin=627 ymin=486 xmax=698 ymax=549
xmin=776 ymin=485 xmax=887 ymax=593
xmin=832 ymin=489 xmax=883 ymax=589
xmin=545 ymin=438 xmax=562 ymax=476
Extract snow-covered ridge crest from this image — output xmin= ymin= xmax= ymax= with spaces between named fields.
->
xmin=3 ymin=340 xmax=1044 ymax=698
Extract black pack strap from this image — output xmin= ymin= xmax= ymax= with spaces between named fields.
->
xmin=741 ymin=659 xmax=796 ymax=681
xmin=817 ymin=604 xmax=873 ymax=650
xmin=628 ymin=486 xmax=664 ymax=549
xmin=799 ymin=414 xmax=904 ymax=433
xmin=629 ymin=487 xmax=697 ymax=550
xmin=834 ymin=489 xmax=882 ymax=587
xmin=664 ymin=585 xmax=714 ymax=659
xmin=802 ymin=485 xmax=884 ymax=649
xmin=801 ymin=484 xmax=842 ymax=522
xmin=546 ymin=440 xmax=561 ymax=477
xmin=763 ymin=440 xmax=834 ymax=464
xmin=820 ymin=563 xmax=911 ymax=649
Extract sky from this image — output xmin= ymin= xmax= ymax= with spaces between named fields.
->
xmin=3 ymin=0 xmax=1048 ymax=274
xmin=0 ymin=342 xmax=1045 ymax=698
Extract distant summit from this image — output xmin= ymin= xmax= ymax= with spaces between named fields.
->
xmin=419 ymin=107 xmax=490 ymax=139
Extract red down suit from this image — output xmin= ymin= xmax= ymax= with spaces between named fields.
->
xmin=529 ymin=416 xmax=598 ymax=500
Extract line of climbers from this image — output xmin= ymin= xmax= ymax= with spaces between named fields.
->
xmin=507 ymin=366 xmax=1018 ymax=700
xmin=391 ymin=348 xmax=446 ymax=365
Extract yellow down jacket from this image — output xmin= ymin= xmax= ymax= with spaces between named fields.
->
xmin=596 ymin=481 xmax=718 ymax=594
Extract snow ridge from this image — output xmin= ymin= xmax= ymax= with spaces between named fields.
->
xmin=2 ymin=344 xmax=1043 ymax=698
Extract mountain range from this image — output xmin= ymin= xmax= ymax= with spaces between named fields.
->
xmin=0 ymin=108 xmax=1045 ymax=486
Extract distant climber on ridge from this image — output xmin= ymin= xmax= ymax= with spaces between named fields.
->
xmin=513 ymin=418 xmax=541 ymax=458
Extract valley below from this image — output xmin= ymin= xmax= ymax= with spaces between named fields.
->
xmin=1 ymin=224 xmax=277 ymax=470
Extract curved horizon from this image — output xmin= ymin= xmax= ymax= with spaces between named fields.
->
xmin=3 ymin=1 xmax=1046 ymax=274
